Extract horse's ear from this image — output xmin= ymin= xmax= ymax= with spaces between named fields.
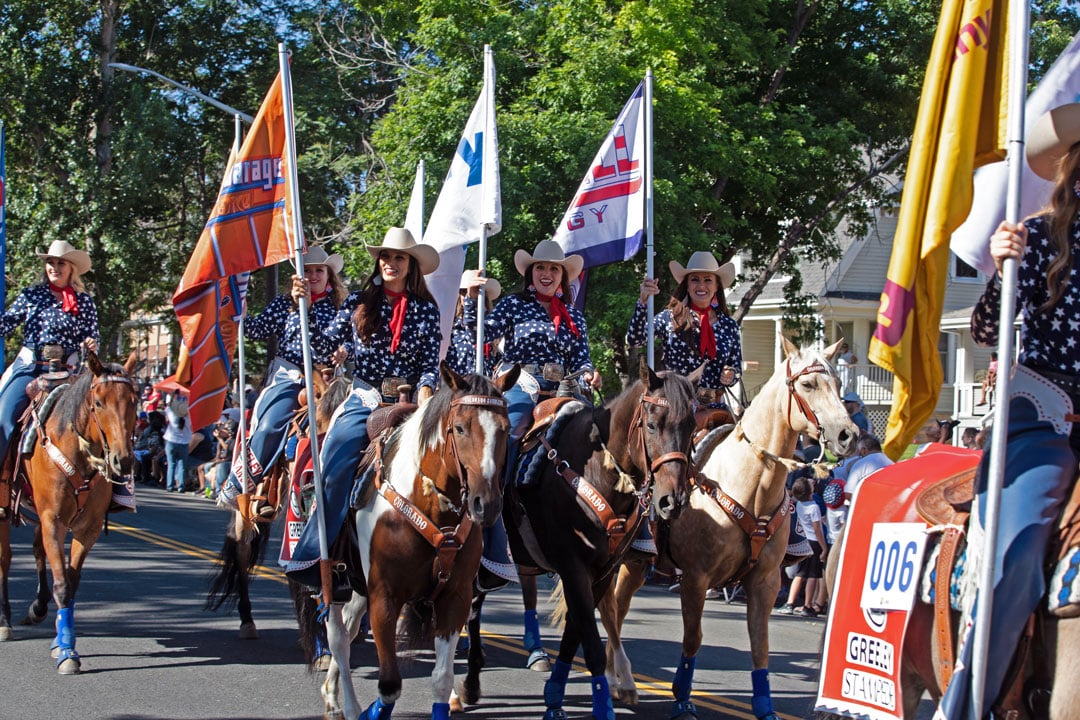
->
xmin=687 ymin=361 xmax=706 ymax=388
xmin=439 ymin=361 xmax=465 ymax=392
xmin=86 ymin=350 xmax=104 ymax=376
xmin=779 ymin=333 xmax=799 ymax=359
xmin=823 ymin=338 xmax=845 ymax=362
xmin=639 ymin=356 xmax=663 ymax=391
xmin=123 ymin=351 xmax=139 ymax=376
xmin=494 ymin=364 xmax=521 ymax=394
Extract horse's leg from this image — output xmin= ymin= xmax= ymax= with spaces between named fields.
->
xmin=234 ymin=517 xmax=258 ymax=640
xmin=671 ymin=566 xmax=710 ymax=719
xmin=323 ymin=593 xmax=369 ymax=720
xmin=555 ymin=568 xmax=613 ymax=720
xmin=522 ymin=572 xmax=551 ymax=671
xmin=0 ymin=520 xmax=11 ymax=640
xmin=450 ymin=587 xmax=486 ymax=711
xmin=742 ymin=567 xmax=783 ymax=720
xmin=431 ymin=632 xmax=459 ymax=720
xmin=37 ymin=514 xmax=82 ymax=674
xmin=21 ymin=524 xmax=50 ymax=625
xmin=601 ymin=558 xmax=648 ymax=705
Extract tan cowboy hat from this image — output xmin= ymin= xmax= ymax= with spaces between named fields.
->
xmin=668 ymin=251 xmax=735 ymax=288
xmin=513 ymin=240 xmax=584 ymax=284
xmin=366 ymin=227 xmax=440 ymax=275
xmin=460 ymin=269 xmax=501 ymax=299
xmin=37 ymin=240 xmax=92 ymax=276
xmin=1026 ymin=102 xmax=1080 ymax=181
xmin=300 ymin=245 xmax=344 ymax=275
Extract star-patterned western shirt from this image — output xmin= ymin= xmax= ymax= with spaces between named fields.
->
xmin=446 ymin=298 xmax=501 ymax=377
xmin=971 ymin=214 xmax=1080 ymax=375
xmin=482 ymin=292 xmax=593 ymax=376
xmin=625 ymin=302 xmax=743 ymax=389
xmin=244 ymin=293 xmax=338 ymax=366
xmin=332 ymin=290 xmax=442 ymax=391
xmin=0 ymin=283 xmax=100 ymax=358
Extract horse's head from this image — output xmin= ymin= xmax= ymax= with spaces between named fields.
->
xmin=624 ymin=358 xmax=698 ymax=521
xmin=428 ymin=362 xmax=518 ymax=527
xmin=776 ymin=336 xmax=858 ymax=457
xmin=82 ymin=352 xmax=140 ymax=479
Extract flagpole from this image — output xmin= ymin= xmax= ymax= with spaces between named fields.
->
xmin=0 ymin=119 xmax=6 ymax=369
xmin=232 ymin=112 xmax=252 ymax=496
xmin=278 ymin=44 xmax=327 ymax=563
xmin=971 ymin=0 xmax=1029 ymax=714
xmin=475 ymin=45 xmax=496 ymax=376
xmin=644 ymin=71 xmax=656 ymax=369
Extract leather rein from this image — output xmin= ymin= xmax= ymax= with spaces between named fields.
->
xmin=376 ymin=393 xmax=508 ymax=602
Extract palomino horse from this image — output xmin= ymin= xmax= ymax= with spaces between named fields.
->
xmin=0 ymin=352 xmax=138 ymax=673
xmin=302 ymin=363 xmax=517 ymax=720
xmin=599 ymin=337 xmax=857 ymax=719
xmin=492 ymin=360 xmax=699 ymax=720
xmin=205 ymin=368 xmax=348 ymax=644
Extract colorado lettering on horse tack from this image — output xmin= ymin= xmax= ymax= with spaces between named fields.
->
xmin=228 ymin=155 xmax=284 ymax=192
xmin=846 ymin=632 xmax=895 ymax=675
xmin=392 ymin=495 xmax=429 ymax=531
xmin=571 ymin=476 xmax=607 ymax=513
xmin=841 ymin=668 xmax=896 ymax=711
xmin=718 ymin=494 xmax=746 ymax=521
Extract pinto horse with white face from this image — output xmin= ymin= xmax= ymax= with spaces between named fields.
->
xmin=600 ymin=337 xmax=858 ymax=719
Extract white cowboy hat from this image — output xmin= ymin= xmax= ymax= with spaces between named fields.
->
xmin=668 ymin=251 xmax=735 ymax=289
xmin=460 ymin=269 xmax=501 ymax=300
xmin=300 ymin=245 xmax=344 ymax=275
xmin=513 ymin=240 xmax=584 ymax=284
xmin=1026 ymin=102 xmax=1080 ymax=181
xmin=37 ymin=240 xmax=92 ymax=276
xmin=366 ymin=227 xmax=440 ymax=275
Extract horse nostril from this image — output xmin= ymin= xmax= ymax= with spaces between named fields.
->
xmin=471 ymin=495 xmax=485 ymax=518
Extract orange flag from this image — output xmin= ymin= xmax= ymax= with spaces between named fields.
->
xmin=867 ymin=0 xmax=1009 ymax=460
xmin=173 ymin=71 xmax=302 ymax=431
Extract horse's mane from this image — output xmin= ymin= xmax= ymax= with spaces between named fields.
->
xmin=52 ymin=361 xmax=129 ymax=432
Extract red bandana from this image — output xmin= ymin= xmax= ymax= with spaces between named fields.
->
xmin=535 ymin=291 xmax=579 ymax=337
xmin=50 ymin=284 xmax=79 ymax=315
xmin=384 ymin=289 xmax=408 ymax=353
xmin=311 ymin=288 xmax=329 ymax=303
xmin=693 ymin=305 xmax=716 ymax=360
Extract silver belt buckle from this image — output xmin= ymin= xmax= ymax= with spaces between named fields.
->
xmin=380 ymin=376 xmax=408 ymax=398
xmin=541 ymin=363 xmax=565 ymax=382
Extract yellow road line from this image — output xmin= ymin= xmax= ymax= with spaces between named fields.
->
xmin=111 ymin=521 xmax=801 ymax=720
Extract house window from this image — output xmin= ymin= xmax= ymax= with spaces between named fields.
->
xmin=954 ymin=255 xmax=979 ymax=279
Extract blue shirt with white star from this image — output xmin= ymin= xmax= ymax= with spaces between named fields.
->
xmin=244 ymin=293 xmax=338 ymax=366
xmin=332 ymin=290 xmax=442 ymax=391
xmin=0 ymin=283 xmax=100 ymax=357
xmin=446 ymin=298 xmax=500 ymax=377
xmin=482 ymin=292 xmax=593 ymax=375
xmin=971 ymin=214 xmax=1080 ymax=374
xmin=625 ymin=301 xmax=742 ymax=389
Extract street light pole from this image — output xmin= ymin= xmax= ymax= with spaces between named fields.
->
xmin=108 ymin=62 xmax=254 ymax=123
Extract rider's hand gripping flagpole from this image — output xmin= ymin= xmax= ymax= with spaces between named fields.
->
xmin=644 ymin=71 xmax=655 ymax=369
xmin=971 ymin=0 xmax=1029 ymax=714
xmin=277 ymin=45 xmax=327 ymax=573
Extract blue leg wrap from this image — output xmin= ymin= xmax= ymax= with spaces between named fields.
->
xmin=54 ymin=606 xmax=75 ymax=650
xmin=363 ymin=697 xmax=394 ymax=720
xmin=751 ymin=668 xmax=774 ymax=719
xmin=523 ymin=609 xmax=542 ymax=651
xmin=314 ymin=627 xmax=330 ymax=662
xmin=55 ymin=645 xmax=81 ymax=669
xmin=672 ymin=654 xmax=696 ymax=702
xmin=542 ymin=710 xmax=569 ymax=720
xmin=544 ymin=658 xmax=571 ymax=708
xmin=590 ymin=675 xmax=614 ymax=720
xmin=670 ymin=699 xmax=698 ymax=719
xmin=431 ymin=701 xmax=450 ymax=720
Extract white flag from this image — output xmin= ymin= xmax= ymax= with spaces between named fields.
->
xmin=404 ymin=160 xmax=425 ymax=243
xmin=951 ymin=30 xmax=1080 ymax=276
xmin=423 ymin=46 xmax=501 ymax=353
xmin=552 ymin=82 xmax=646 ymax=271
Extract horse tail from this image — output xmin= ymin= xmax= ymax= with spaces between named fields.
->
xmin=397 ymin=601 xmax=435 ymax=651
xmin=204 ymin=515 xmax=266 ymax=611
xmin=549 ymin=578 xmax=568 ymax=633
xmin=291 ymin=579 xmax=322 ymax=672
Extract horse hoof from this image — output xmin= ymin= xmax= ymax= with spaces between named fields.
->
xmin=448 ymin=691 xmax=464 ymax=713
xmin=312 ymin=654 xmax=332 ymax=672
xmin=51 ymin=646 xmax=60 ymax=659
xmin=238 ymin=621 xmax=258 ymax=640
xmin=0 ymin=626 xmax=13 ymax=642
xmin=611 ymin=687 xmax=638 ymax=706
xmin=57 ymin=658 xmax=81 ymax=675
xmin=527 ymin=648 xmax=551 ymax=672
xmin=454 ymin=677 xmax=480 ymax=706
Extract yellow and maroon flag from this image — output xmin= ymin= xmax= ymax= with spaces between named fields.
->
xmin=868 ymin=0 xmax=1009 ymax=460
xmin=172 ymin=71 xmax=303 ymax=431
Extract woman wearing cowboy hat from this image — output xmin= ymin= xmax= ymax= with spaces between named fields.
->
xmin=0 ymin=241 xmax=115 ymax=512
xmin=627 ymin=250 xmax=743 ymax=407
xmin=447 ymin=269 xmax=503 ymax=377
xmin=287 ymin=227 xmax=442 ymax=588
xmin=219 ymin=245 xmax=346 ymax=514
xmin=938 ymin=103 xmax=1080 ymax=718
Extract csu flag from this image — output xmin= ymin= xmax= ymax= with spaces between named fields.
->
xmin=552 ymin=82 xmax=646 ymax=273
xmin=423 ymin=46 xmax=501 ymax=353
xmin=173 ymin=70 xmax=303 ymax=431
xmin=868 ymin=0 xmax=1009 ymax=459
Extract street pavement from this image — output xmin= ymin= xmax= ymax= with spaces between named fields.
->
xmin=0 ymin=485 xmax=830 ymax=719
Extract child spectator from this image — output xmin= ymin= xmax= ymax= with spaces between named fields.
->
xmin=778 ymin=477 xmax=828 ymax=617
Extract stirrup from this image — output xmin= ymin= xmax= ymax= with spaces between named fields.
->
xmin=670 ymin=699 xmax=698 ymax=718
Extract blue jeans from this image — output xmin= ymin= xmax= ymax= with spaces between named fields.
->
xmin=286 ymin=386 xmax=372 ymax=588
xmin=0 ymin=352 xmax=37 ymax=462
xmin=939 ymin=393 xmax=1078 ymax=718
xmin=226 ymin=363 xmax=302 ymax=494
xmin=165 ymin=441 xmax=190 ymax=492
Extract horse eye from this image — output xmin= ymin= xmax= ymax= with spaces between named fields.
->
xmin=800 ymin=380 xmax=815 ymax=391
xmin=454 ymin=424 xmax=466 ymax=435
xmin=646 ymin=421 xmax=658 ymax=433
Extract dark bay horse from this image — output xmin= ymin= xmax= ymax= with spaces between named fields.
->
xmin=599 ymin=337 xmax=857 ymax=718
xmin=492 ymin=360 xmax=699 ymax=720
xmin=0 ymin=352 xmax=138 ymax=673
xmin=307 ymin=363 xmax=517 ymax=720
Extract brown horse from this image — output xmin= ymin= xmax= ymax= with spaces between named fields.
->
xmin=0 ymin=352 xmax=138 ymax=673
xmin=599 ymin=337 xmax=857 ymax=718
xmin=306 ymin=363 xmax=517 ymax=720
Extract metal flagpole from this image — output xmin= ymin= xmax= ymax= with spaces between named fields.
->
xmin=644 ymin=71 xmax=656 ymax=369
xmin=232 ymin=113 xmax=252 ymax=496
xmin=971 ymin=0 xmax=1029 ymax=714
xmin=278 ymin=44 xmax=328 ymax=564
xmin=0 ymin=119 xmax=6 ymax=369
xmin=475 ymin=45 xmax=496 ymax=376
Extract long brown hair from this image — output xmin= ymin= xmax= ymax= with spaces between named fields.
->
xmin=665 ymin=277 xmax=731 ymax=333
xmin=352 ymin=257 xmax=437 ymax=342
xmin=1036 ymin=142 xmax=1080 ymax=312
xmin=323 ymin=266 xmax=347 ymax=308
xmin=514 ymin=264 xmax=573 ymax=301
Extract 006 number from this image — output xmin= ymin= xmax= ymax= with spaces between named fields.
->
xmin=867 ymin=540 xmax=917 ymax=593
